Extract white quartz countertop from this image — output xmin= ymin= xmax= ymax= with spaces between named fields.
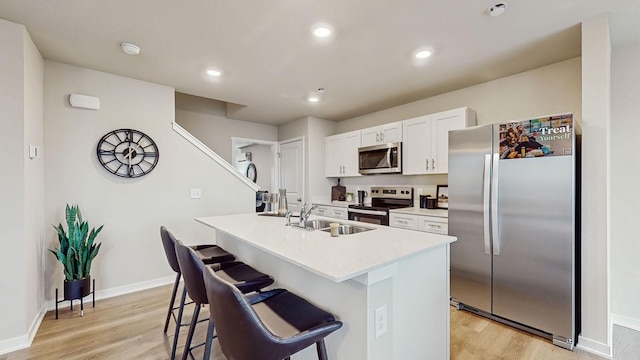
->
xmin=390 ymin=207 xmax=449 ymax=218
xmin=196 ymin=213 xmax=455 ymax=283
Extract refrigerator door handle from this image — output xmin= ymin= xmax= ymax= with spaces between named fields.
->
xmin=492 ymin=152 xmax=500 ymax=255
xmin=483 ymin=154 xmax=491 ymax=255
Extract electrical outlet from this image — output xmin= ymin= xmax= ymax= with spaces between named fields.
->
xmin=375 ymin=305 xmax=387 ymax=338
xmin=190 ymin=188 xmax=202 ymax=199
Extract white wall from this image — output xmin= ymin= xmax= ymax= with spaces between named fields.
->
xmin=0 ymin=17 xmax=26 ymax=343
xmin=307 ymin=117 xmax=337 ymax=202
xmin=175 ymin=93 xmax=278 ymax=163
xmin=0 ymin=18 xmax=44 ymax=350
xmin=610 ymin=39 xmax=640 ymax=330
xmin=22 ymin=25 xmax=44 ymax=344
xmin=43 ymin=61 xmax=256 ymax=300
xmin=579 ymin=15 xmax=612 ymax=355
xmin=336 ymin=57 xmax=582 ymax=132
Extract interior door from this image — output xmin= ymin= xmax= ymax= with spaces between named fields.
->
xmin=279 ymin=138 xmax=304 ymax=212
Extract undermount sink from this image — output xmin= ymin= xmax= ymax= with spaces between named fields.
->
xmin=291 ymin=219 xmax=374 ymax=235
xmin=320 ymin=224 xmax=374 ymax=235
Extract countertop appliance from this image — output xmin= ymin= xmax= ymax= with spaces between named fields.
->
xmin=358 ymin=142 xmax=402 ymax=175
xmin=348 ymin=186 xmax=413 ymax=225
xmin=448 ymin=113 xmax=580 ymax=350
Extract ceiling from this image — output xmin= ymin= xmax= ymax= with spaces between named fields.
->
xmin=0 ymin=0 xmax=637 ymax=125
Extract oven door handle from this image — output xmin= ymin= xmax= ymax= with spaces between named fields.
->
xmin=348 ymin=208 xmax=388 ymax=216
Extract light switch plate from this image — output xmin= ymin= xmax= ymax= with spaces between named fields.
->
xmin=190 ymin=188 xmax=202 ymax=199
xmin=29 ymin=145 xmax=40 ymax=159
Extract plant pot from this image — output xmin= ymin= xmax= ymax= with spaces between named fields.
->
xmin=64 ymin=276 xmax=91 ymax=300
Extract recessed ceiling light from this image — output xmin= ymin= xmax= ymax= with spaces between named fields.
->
xmin=206 ymin=69 xmax=222 ymax=77
xmin=487 ymin=2 xmax=508 ymax=16
xmin=312 ymin=23 xmax=333 ymax=38
xmin=307 ymin=95 xmax=321 ymax=103
xmin=415 ymin=50 xmax=432 ymax=59
xmin=120 ymin=42 xmax=141 ymax=55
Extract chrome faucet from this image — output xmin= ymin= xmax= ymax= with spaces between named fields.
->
xmin=299 ymin=202 xmax=317 ymax=225
xmin=285 ymin=210 xmax=298 ymax=226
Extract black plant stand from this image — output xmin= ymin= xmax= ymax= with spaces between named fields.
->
xmin=55 ymin=278 xmax=95 ymax=319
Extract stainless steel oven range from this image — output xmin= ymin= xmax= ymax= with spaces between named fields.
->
xmin=348 ymin=186 xmax=413 ymax=225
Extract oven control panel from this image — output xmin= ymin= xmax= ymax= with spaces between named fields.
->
xmin=370 ymin=186 xmax=413 ymax=200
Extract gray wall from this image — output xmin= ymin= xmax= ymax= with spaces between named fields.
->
xmin=43 ymin=61 xmax=256 ymax=300
xmin=175 ymin=92 xmax=278 ymax=163
xmin=0 ymin=19 xmax=44 ymax=344
xmin=610 ymin=39 xmax=640 ymax=329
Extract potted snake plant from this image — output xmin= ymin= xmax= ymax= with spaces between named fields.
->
xmin=50 ymin=204 xmax=104 ymax=300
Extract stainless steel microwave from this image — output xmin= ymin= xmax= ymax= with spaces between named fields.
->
xmin=358 ymin=142 xmax=402 ymax=175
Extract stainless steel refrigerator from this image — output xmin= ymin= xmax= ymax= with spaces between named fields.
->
xmin=448 ymin=113 xmax=580 ymax=350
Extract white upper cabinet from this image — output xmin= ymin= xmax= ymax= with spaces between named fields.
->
xmin=361 ymin=121 xmax=403 ymax=147
xmin=325 ymin=130 xmax=361 ymax=177
xmin=402 ymin=107 xmax=476 ymax=174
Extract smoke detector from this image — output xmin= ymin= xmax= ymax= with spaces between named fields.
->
xmin=120 ymin=42 xmax=141 ymax=55
xmin=487 ymin=2 xmax=508 ymax=16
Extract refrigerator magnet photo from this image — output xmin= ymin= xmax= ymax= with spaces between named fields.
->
xmin=498 ymin=113 xmax=573 ymax=160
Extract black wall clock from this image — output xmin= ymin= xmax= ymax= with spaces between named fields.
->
xmin=97 ymin=129 xmax=159 ymax=178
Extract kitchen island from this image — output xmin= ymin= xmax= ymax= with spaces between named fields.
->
xmin=196 ymin=213 xmax=455 ymax=360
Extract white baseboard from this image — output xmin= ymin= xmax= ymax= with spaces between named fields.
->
xmin=0 ymin=276 xmax=174 ymax=356
xmin=46 ymin=275 xmax=175 ymax=311
xmin=0 ymin=303 xmax=47 ymax=356
xmin=576 ymin=335 xmax=613 ymax=359
xmin=612 ymin=312 xmax=640 ymax=332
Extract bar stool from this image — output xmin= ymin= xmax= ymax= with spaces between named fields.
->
xmin=160 ymin=226 xmax=235 ymax=334
xmin=174 ymin=240 xmax=274 ymax=360
xmin=202 ymin=264 xmax=343 ymax=360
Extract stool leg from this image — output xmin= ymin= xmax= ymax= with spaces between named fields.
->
xmin=203 ymin=318 xmax=215 ymax=360
xmin=316 ymin=339 xmax=328 ymax=360
xmin=182 ymin=304 xmax=201 ymax=360
xmin=164 ymin=273 xmax=181 ymax=333
xmin=55 ymin=288 xmax=59 ymax=320
xmin=171 ymin=287 xmax=188 ymax=360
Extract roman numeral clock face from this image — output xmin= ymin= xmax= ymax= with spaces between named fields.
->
xmin=97 ymin=129 xmax=159 ymax=178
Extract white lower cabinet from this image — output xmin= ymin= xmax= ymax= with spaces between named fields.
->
xmin=315 ymin=205 xmax=348 ymax=220
xmin=389 ymin=213 xmax=419 ymax=230
xmin=390 ymin=212 xmax=448 ymax=234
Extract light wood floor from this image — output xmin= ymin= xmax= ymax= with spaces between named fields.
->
xmin=3 ymin=284 xmax=605 ymax=360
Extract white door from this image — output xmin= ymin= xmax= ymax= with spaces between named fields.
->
xmin=279 ymin=138 xmax=304 ymax=212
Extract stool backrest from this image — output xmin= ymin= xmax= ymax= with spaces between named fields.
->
xmin=160 ymin=226 xmax=181 ymax=273
xmin=203 ymin=266 xmax=293 ymax=360
xmin=175 ymin=240 xmax=209 ymax=305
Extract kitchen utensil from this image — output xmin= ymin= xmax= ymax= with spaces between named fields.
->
xmin=357 ymin=190 xmax=368 ymax=205
xmin=270 ymin=193 xmax=279 ymax=214
xmin=331 ymin=178 xmax=346 ymax=201
xmin=420 ymin=195 xmax=438 ymax=209
xmin=278 ymin=189 xmax=288 ymax=215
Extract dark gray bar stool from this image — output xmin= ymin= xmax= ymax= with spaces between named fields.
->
xmin=174 ymin=239 xmax=274 ymax=360
xmin=160 ymin=226 xmax=235 ymax=334
xmin=202 ymin=264 xmax=343 ymax=360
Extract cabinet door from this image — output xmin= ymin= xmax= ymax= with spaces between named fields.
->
xmin=431 ymin=109 xmax=468 ymax=173
xmin=380 ymin=122 xmax=403 ymax=143
xmin=361 ymin=127 xmax=380 ymax=147
xmin=325 ymin=135 xmax=342 ymax=177
xmin=341 ymin=131 xmax=362 ymax=176
xmin=402 ymin=115 xmax=431 ymax=175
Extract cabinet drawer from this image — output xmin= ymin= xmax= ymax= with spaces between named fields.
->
xmin=418 ymin=216 xmax=448 ymax=234
xmin=389 ymin=213 xmax=419 ymax=230
xmin=314 ymin=205 xmax=347 ymax=220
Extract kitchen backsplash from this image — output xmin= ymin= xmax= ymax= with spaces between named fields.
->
xmin=330 ymin=173 xmax=448 ymax=206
